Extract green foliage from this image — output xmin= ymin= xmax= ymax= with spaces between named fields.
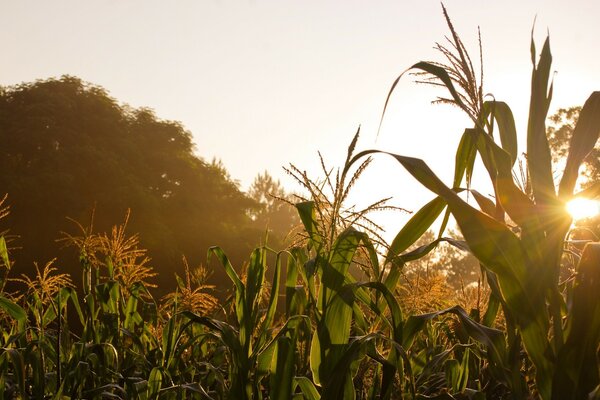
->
xmin=0 ymin=76 xmax=272 ymax=293
xmin=348 ymin=9 xmax=600 ymax=399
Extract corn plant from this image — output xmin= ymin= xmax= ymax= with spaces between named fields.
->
xmin=348 ymin=7 xmax=600 ymax=399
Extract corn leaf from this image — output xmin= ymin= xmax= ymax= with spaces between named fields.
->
xmin=270 ymin=336 xmax=295 ymax=400
xmin=294 ymin=377 xmax=321 ymax=400
xmin=527 ymin=35 xmax=555 ymax=205
xmin=558 ymin=91 xmax=600 ymax=197
xmin=552 ymin=243 xmax=600 ymax=399
xmin=386 ymin=196 xmax=447 ymax=264
xmin=483 ymin=101 xmax=518 ymax=166
xmin=0 ymin=296 xmax=27 ymax=332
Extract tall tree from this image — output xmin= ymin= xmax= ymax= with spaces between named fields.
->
xmin=0 ymin=76 xmax=263 ymax=294
xmin=248 ymin=171 xmax=299 ymax=243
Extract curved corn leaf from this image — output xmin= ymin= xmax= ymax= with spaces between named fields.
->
xmin=483 ymin=101 xmax=518 ymax=166
xmin=294 ymin=376 xmax=321 ymax=400
xmin=270 ymin=336 xmax=295 ymax=400
xmin=527 ymin=35 xmax=555 ymax=207
xmin=147 ymin=367 xmax=163 ymax=400
xmin=321 ymin=333 xmax=381 ymax=400
xmin=558 ymin=91 xmax=600 ymax=198
xmin=454 ymin=129 xmax=478 ymax=189
xmin=0 ymin=296 xmax=26 ymax=332
xmin=207 ymin=246 xmax=249 ymax=350
xmin=311 ymin=283 xmax=354 ymax=386
xmin=350 ymin=149 xmax=554 ymax=394
xmin=378 ymin=60 xmax=468 ymax=137
xmin=552 ymin=243 xmax=600 ymax=399
xmin=386 ymin=196 xmax=447 ymax=264
xmin=256 ymin=249 xmax=283 ymax=352
xmin=0 ymin=348 xmax=25 ymax=396
xmin=246 ymin=248 xmax=266 ymax=329
xmin=469 ymin=190 xmax=497 ymax=218
xmin=296 ymin=201 xmax=323 ymax=250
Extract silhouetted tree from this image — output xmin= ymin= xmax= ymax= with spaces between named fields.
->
xmin=248 ymin=171 xmax=299 ymax=244
xmin=0 ymin=76 xmax=264 ymax=295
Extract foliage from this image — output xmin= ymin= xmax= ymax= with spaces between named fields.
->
xmin=248 ymin=171 xmax=300 ymax=244
xmin=348 ymin=4 xmax=600 ymax=399
xmin=0 ymin=76 xmax=268 ymax=294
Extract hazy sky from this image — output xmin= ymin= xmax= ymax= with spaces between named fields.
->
xmin=2 ymin=0 xmax=599 ymax=238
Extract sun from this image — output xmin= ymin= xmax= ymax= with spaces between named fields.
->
xmin=566 ymin=198 xmax=600 ymax=221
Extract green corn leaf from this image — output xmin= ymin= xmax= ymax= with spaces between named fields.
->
xmin=270 ymin=336 xmax=295 ymax=400
xmin=483 ymin=101 xmax=518 ymax=166
xmin=378 ymin=61 xmax=468 ymax=136
xmin=285 ymin=248 xmax=302 ymax=317
xmin=552 ymin=243 xmax=600 ymax=399
xmin=356 ymin=282 xmax=403 ymax=342
xmin=311 ymin=283 xmax=355 ymax=386
xmin=467 ymin=127 xmax=541 ymax=234
xmin=469 ymin=190 xmax=497 ymax=218
xmin=95 ymin=280 xmax=120 ymax=314
xmin=246 ymin=247 xmax=266 ymax=327
xmin=321 ymin=333 xmax=381 ymax=400
xmin=558 ymin=91 xmax=600 ymax=197
xmin=296 ymin=201 xmax=323 ymax=250
xmin=0 ymin=236 xmax=9 ymax=271
xmin=256 ymin=315 xmax=310 ymax=376
xmin=207 ymin=246 xmax=249 ymax=348
xmin=324 ymin=227 xmax=363 ymax=304
xmin=147 ymin=367 xmax=163 ymax=400
xmin=256 ymin=250 xmax=283 ymax=351
xmin=454 ymin=129 xmax=478 ymax=189
xmin=182 ymin=312 xmax=244 ymax=358
xmin=386 ymin=196 xmax=447 ymax=264
xmin=0 ymin=349 xmax=25 ymax=396
xmin=294 ymin=377 xmax=321 ymax=400
xmin=42 ymin=287 xmax=85 ymax=327
xmin=352 ymin=150 xmax=554 ymax=392
xmin=0 ymin=296 xmax=27 ymax=332
xmin=161 ymin=314 xmax=178 ymax=370
xmin=527 ymin=35 xmax=555 ymax=206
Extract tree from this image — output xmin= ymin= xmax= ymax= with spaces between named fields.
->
xmin=247 ymin=171 xmax=299 ymax=243
xmin=0 ymin=76 xmax=264 ymax=294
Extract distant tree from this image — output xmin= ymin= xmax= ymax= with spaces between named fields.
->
xmin=0 ymin=76 xmax=263 ymax=294
xmin=437 ymin=229 xmax=481 ymax=290
xmin=248 ymin=171 xmax=299 ymax=243
xmin=398 ymin=229 xmax=481 ymax=313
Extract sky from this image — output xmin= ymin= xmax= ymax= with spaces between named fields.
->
xmin=1 ymin=0 xmax=599 ymax=240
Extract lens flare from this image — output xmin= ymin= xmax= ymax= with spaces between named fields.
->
xmin=566 ymin=198 xmax=600 ymax=220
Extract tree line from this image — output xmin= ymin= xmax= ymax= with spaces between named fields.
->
xmin=0 ymin=76 xmax=297 ymax=297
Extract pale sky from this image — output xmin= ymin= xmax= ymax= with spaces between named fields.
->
xmin=1 ymin=0 xmax=599 ymax=240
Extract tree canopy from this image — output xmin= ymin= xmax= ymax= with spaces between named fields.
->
xmin=0 ymin=76 xmax=286 ymax=294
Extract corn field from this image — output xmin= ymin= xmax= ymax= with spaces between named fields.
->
xmin=1 ymin=10 xmax=599 ymax=400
